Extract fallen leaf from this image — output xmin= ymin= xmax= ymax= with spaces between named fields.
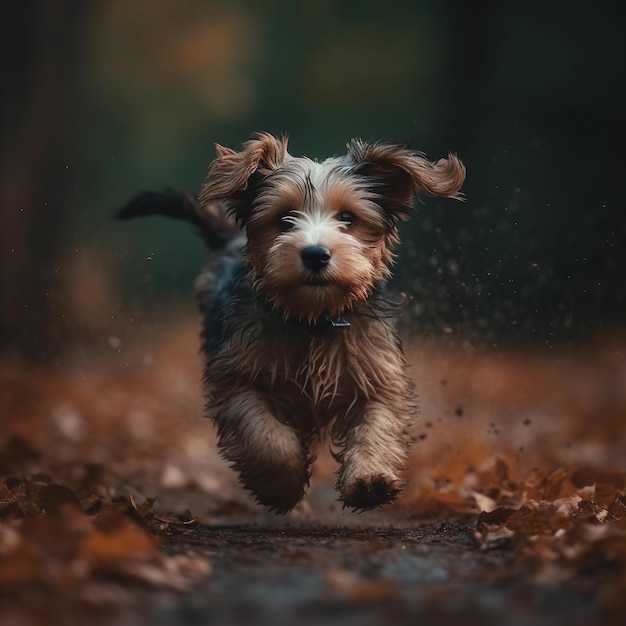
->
xmin=37 ymin=483 xmax=81 ymax=515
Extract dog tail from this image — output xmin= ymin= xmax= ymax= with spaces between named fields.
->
xmin=116 ymin=188 xmax=240 ymax=250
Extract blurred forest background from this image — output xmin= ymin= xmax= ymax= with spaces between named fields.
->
xmin=1 ymin=0 xmax=625 ymax=360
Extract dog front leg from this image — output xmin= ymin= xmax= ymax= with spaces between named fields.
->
xmin=211 ymin=388 xmax=310 ymax=513
xmin=337 ymin=398 xmax=413 ymax=510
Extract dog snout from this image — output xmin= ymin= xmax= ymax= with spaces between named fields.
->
xmin=301 ymin=246 xmax=331 ymax=272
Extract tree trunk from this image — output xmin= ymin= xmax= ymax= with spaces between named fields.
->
xmin=0 ymin=0 xmax=89 ymax=359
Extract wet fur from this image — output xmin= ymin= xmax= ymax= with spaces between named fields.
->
xmin=119 ymin=132 xmax=465 ymax=513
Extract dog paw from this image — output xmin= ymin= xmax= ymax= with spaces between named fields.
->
xmin=239 ymin=465 xmax=310 ymax=514
xmin=338 ymin=475 xmax=401 ymax=511
xmin=252 ymin=485 xmax=306 ymax=515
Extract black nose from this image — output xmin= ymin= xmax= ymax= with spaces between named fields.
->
xmin=301 ymin=246 xmax=331 ymax=272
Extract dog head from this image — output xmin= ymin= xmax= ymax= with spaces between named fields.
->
xmin=200 ymin=132 xmax=465 ymax=322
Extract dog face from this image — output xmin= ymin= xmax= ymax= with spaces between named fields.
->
xmin=200 ymin=133 xmax=465 ymax=321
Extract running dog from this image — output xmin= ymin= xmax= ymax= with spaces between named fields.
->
xmin=118 ymin=132 xmax=465 ymax=512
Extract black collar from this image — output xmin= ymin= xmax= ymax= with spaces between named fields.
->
xmin=302 ymin=314 xmax=351 ymax=337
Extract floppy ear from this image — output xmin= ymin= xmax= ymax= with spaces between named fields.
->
xmin=347 ymin=140 xmax=466 ymax=221
xmin=199 ymin=132 xmax=289 ymax=224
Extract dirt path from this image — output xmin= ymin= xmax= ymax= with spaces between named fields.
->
xmin=142 ymin=521 xmax=599 ymax=626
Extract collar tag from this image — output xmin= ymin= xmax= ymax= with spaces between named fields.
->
xmin=325 ymin=315 xmax=351 ymax=329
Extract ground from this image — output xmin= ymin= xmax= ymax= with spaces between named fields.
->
xmin=1 ymin=316 xmax=625 ymax=625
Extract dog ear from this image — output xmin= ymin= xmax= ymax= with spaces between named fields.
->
xmin=200 ymin=132 xmax=290 ymax=224
xmin=347 ymin=140 xmax=466 ymax=221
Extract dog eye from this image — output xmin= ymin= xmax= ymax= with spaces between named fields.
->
xmin=337 ymin=211 xmax=356 ymax=227
xmin=279 ymin=212 xmax=296 ymax=232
